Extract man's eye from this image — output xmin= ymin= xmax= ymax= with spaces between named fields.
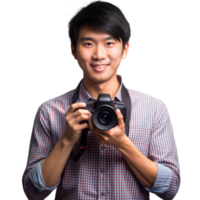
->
xmin=84 ymin=42 xmax=114 ymax=46
xmin=107 ymin=42 xmax=114 ymax=46
xmin=84 ymin=43 xmax=91 ymax=45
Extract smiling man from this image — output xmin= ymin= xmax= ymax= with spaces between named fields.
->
xmin=22 ymin=1 xmax=180 ymax=200
xmin=72 ymin=25 xmax=128 ymax=99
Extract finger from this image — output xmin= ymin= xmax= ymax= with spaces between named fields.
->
xmin=77 ymin=123 xmax=89 ymax=130
xmin=74 ymin=113 xmax=90 ymax=124
xmin=70 ymin=102 xmax=86 ymax=113
xmin=73 ymin=108 xmax=90 ymax=119
xmin=65 ymin=102 xmax=86 ymax=116
xmin=116 ymin=109 xmax=124 ymax=127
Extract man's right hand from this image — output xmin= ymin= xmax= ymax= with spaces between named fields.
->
xmin=62 ymin=102 xmax=91 ymax=145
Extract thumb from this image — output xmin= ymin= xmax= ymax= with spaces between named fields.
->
xmin=116 ymin=109 xmax=124 ymax=127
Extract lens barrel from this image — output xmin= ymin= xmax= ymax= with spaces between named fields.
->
xmin=92 ymin=105 xmax=117 ymax=131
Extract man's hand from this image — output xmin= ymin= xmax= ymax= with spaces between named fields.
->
xmin=88 ymin=109 xmax=127 ymax=148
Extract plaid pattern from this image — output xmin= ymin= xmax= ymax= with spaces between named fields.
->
xmin=22 ymin=76 xmax=180 ymax=200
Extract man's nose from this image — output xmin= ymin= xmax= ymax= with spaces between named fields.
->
xmin=92 ymin=45 xmax=106 ymax=60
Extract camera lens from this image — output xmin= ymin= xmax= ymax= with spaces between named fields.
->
xmin=92 ymin=105 xmax=117 ymax=131
xmin=100 ymin=113 xmax=109 ymax=122
xmin=98 ymin=111 xmax=111 ymax=125
xmin=101 ymin=114 xmax=109 ymax=122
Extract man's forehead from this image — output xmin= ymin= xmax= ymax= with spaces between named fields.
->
xmin=78 ymin=25 xmax=117 ymax=41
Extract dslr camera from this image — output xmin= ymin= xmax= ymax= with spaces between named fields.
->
xmin=80 ymin=94 xmax=126 ymax=131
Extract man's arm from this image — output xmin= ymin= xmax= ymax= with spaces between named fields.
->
xmin=40 ymin=137 xmax=74 ymax=187
xmin=115 ymin=102 xmax=180 ymax=199
xmin=116 ymin=137 xmax=157 ymax=188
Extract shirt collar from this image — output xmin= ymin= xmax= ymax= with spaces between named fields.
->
xmin=77 ymin=75 xmax=123 ymax=103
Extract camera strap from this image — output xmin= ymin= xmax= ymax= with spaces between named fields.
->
xmin=72 ymin=79 xmax=131 ymax=162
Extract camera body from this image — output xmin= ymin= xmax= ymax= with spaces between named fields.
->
xmin=80 ymin=94 xmax=126 ymax=131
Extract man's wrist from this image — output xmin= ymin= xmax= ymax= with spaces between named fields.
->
xmin=61 ymin=136 xmax=75 ymax=149
xmin=114 ymin=135 xmax=130 ymax=151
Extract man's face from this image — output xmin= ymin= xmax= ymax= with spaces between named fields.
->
xmin=71 ymin=25 xmax=129 ymax=84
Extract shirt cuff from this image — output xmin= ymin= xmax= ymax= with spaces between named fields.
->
xmin=29 ymin=160 xmax=60 ymax=192
xmin=146 ymin=163 xmax=172 ymax=194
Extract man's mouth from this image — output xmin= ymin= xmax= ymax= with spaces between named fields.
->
xmin=91 ymin=65 xmax=108 ymax=71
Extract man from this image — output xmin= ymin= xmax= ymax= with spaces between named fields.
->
xmin=22 ymin=1 xmax=180 ymax=200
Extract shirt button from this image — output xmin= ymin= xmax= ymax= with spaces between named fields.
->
xmin=101 ymin=192 xmax=105 ymax=196
xmin=101 ymin=169 xmax=104 ymax=173
xmin=101 ymin=145 xmax=105 ymax=150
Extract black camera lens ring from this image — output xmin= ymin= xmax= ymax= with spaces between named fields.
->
xmin=92 ymin=105 xmax=117 ymax=131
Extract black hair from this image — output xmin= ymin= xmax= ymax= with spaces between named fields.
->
xmin=68 ymin=1 xmax=131 ymax=50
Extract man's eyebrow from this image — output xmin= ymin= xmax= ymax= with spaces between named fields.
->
xmin=80 ymin=36 xmax=116 ymax=42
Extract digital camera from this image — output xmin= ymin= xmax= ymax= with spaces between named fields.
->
xmin=80 ymin=94 xmax=126 ymax=131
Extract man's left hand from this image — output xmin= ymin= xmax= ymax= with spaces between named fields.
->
xmin=88 ymin=109 xmax=128 ymax=148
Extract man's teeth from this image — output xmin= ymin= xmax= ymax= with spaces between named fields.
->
xmin=93 ymin=65 xmax=106 ymax=68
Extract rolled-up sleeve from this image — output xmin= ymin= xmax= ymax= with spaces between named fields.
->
xmin=29 ymin=160 xmax=60 ymax=192
xmin=146 ymin=163 xmax=172 ymax=193
xmin=148 ymin=101 xmax=180 ymax=199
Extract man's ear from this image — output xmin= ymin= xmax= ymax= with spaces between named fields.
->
xmin=122 ymin=42 xmax=129 ymax=59
xmin=69 ymin=44 xmax=76 ymax=60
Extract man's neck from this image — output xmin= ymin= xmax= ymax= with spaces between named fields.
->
xmin=83 ymin=79 xmax=120 ymax=99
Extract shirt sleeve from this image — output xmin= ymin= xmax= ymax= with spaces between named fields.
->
xmin=148 ymin=101 xmax=180 ymax=199
xmin=22 ymin=101 xmax=59 ymax=200
xmin=146 ymin=163 xmax=172 ymax=193
xmin=29 ymin=160 xmax=60 ymax=192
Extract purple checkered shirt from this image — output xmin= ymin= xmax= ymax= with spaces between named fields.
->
xmin=22 ymin=76 xmax=180 ymax=200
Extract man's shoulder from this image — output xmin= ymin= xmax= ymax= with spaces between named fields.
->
xmin=127 ymin=88 xmax=165 ymax=109
xmin=38 ymin=89 xmax=76 ymax=112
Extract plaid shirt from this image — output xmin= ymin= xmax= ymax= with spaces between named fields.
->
xmin=22 ymin=76 xmax=180 ymax=200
